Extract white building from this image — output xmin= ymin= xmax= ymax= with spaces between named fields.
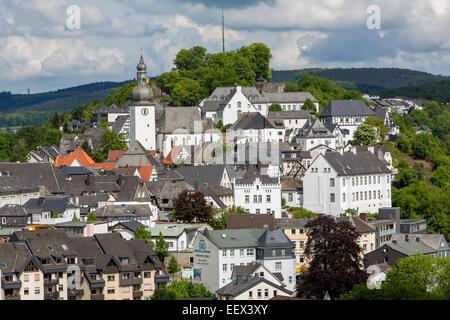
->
xmin=233 ymin=165 xmax=282 ymax=218
xmin=156 ymin=107 xmax=222 ymax=158
xmin=201 ymin=85 xmax=319 ymax=125
xmin=148 ymin=225 xmax=188 ymax=252
xmin=129 ymin=55 xmax=157 ymax=152
xmin=319 ymin=100 xmax=376 ymax=145
xmin=295 ymin=118 xmax=337 ymax=151
xmin=302 ymin=147 xmax=393 ymax=216
xmin=193 ymin=228 xmax=296 ymax=293
xmin=229 ymin=112 xmax=285 ymax=145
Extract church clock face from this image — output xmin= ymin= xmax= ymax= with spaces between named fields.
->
xmin=141 ymin=108 xmax=149 ymax=116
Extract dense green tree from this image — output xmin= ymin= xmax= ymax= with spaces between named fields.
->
xmin=155 ymin=71 xmax=181 ymax=95
xmin=289 ymin=207 xmax=317 ymax=219
xmin=174 ymin=46 xmax=208 ymax=71
xmin=167 ymin=256 xmax=181 ymax=280
xmin=393 ymin=159 xmax=418 ymax=188
xmin=133 ymin=225 xmax=154 ymax=246
xmin=432 ymin=165 xmax=450 ymax=188
xmin=284 ymin=82 xmax=298 ymax=92
xmin=364 ymin=115 xmax=388 ymax=141
xmin=104 ymin=82 xmax=136 ymax=106
xmin=410 ymin=132 xmax=440 ymax=160
xmin=81 ymin=140 xmax=93 ymax=157
xmin=87 ymin=213 xmax=97 ymax=221
xmin=237 ymin=43 xmax=272 ymax=80
xmin=154 ymin=232 xmax=169 ymax=263
xmin=170 ymin=78 xmax=208 ymax=106
xmin=343 ymin=254 xmax=450 ymax=300
xmin=301 ymin=99 xmax=316 ymax=112
xmin=351 ymin=123 xmax=377 ymax=146
xmin=268 ymin=103 xmax=282 ymax=112
xmin=151 ymin=280 xmax=212 ymax=300
xmin=297 ymin=216 xmax=367 ymax=299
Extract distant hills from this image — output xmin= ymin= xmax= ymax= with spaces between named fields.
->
xmin=0 ymin=81 xmax=132 ymax=113
xmin=272 ymin=68 xmax=449 ymax=92
xmin=379 ymin=79 xmax=450 ymax=103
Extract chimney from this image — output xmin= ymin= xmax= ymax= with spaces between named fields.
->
xmin=416 ymin=237 xmax=420 ymax=242
xmin=38 ymin=185 xmax=47 ymax=197
xmin=392 ymin=240 xmax=397 ymax=244
xmin=359 ymin=213 xmax=367 ymax=222
xmin=405 ymin=234 xmax=409 ymax=242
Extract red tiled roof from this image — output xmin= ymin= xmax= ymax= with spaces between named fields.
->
xmin=138 ymin=166 xmax=153 ymax=182
xmin=107 ymin=150 xmax=127 ymax=161
xmin=162 ymin=146 xmax=182 ymax=165
xmin=55 ymin=146 xmax=96 ymax=167
xmin=148 ymin=150 xmax=156 ymax=157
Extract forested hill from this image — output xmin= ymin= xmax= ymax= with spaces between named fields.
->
xmin=272 ymin=68 xmax=449 ymax=92
xmin=379 ymin=80 xmax=450 ymax=103
xmin=0 ymin=81 xmax=132 ymax=113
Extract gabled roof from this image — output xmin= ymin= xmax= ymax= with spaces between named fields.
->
xmin=281 ymin=176 xmax=302 ymax=191
xmin=24 ymin=196 xmax=76 ymax=213
xmin=257 ymin=229 xmax=293 ymax=248
xmin=114 ymin=141 xmax=159 ymax=169
xmin=0 ymin=163 xmax=66 ymax=194
xmin=0 ymin=204 xmax=29 ymax=217
xmin=138 ymin=166 xmax=154 ymax=182
xmin=163 ymin=146 xmax=184 ymax=165
xmin=227 ymin=214 xmax=274 ymax=230
xmin=157 ymin=107 xmax=206 ymax=134
xmin=297 ymin=118 xmax=334 ymax=138
xmin=259 ymin=92 xmax=318 ymax=103
xmin=384 ymin=240 xmax=436 ymax=256
xmin=93 ymin=204 xmax=154 ymax=218
xmin=274 ymin=218 xmax=310 ymax=229
xmin=390 ymin=234 xmax=447 ymax=251
xmin=335 ymin=216 xmax=375 ymax=233
xmin=322 ymin=150 xmax=392 ymax=176
xmin=107 ymin=150 xmax=127 ymax=161
xmin=175 ymin=165 xmax=226 ymax=186
xmin=231 ymin=112 xmax=277 ymax=130
xmin=320 ymin=100 xmax=375 ymax=117
xmin=113 ymin=220 xmax=145 ymax=233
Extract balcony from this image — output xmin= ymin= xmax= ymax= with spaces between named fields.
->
xmin=119 ymin=277 xmax=143 ymax=286
xmin=44 ymin=291 xmax=59 ymax=300
xmin=68 ymin=288 xmax=84 ymax=297
xmin=44 ymin=279 xmax=59 ymax=286
xmin=133 ymin=291 xmax=143 ymax=298
xmin=91 ymin=293 xmax=105 ymax=300
xmin=4 ymin=295 xmax=20 ymax=301
xmin=1 ymin=280 xmax=22 ymax=290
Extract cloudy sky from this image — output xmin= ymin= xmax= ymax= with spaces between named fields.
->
xmin=1 ymin=0 xmax=449 ymax=93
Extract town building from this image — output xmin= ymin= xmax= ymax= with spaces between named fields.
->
xmin=319 ymin=100 xmax=376 ymax=145
xmin=302 ymin=147 xmax=392 ymax=216
xmin=233 ymin=165 xmax=282 ymax=218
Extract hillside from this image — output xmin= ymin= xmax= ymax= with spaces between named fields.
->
xmin=379 ymin=80 xmax=450 ymax=103
xmin=272 ymin=68 xmax=449 ymax=92
xmin=0 ymin=81 xmax=133 ymax=113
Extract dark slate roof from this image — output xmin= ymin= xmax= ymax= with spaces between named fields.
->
xmin=257 ymin=229 xmax=294 ymax=248
xmin=320 ymin=100 xmax=375 ymax=117
xmin=57 ymin=166 xmax=94 ymax=177
xmin=202 ymin=100 xmax=226 ymax=112
xmin=0 ymin=176 xmax=39 ymax=194
xmin=281 ymin=177 xmax=302 ymax=191
xmin=0 ymin=242 xmax=34 ymax=274
xmin=204 ymin=229 xmax=266 ymax=249
xmin=227 ymin=214 xmax=275 ymax=230
xmin=112 ymin=115 xmax=129 ymax=134
xmin=231 ymin=112 xmax=276 ymax=130
xmin=234 ymin=164 xmax=279 ymax=185
xmin=113 ymin=220 xmax=145 ymax=233
xmin=175 ymin=165 xmax=226 ymax=186
xmin=297 ymin=118 xmax=334 ymax=138
xmin=0 ymin=204 xmax=29 ymax=216
xmin=231 ymin=262 xmax=261 ymax=278
xmin=267 ymin=110 xmax=314 ymax=119
xmin=274 ymin=218 xmax=310 ymax=229
xmin=24 ymin=197 xmax=76 ymax=213
xmin=390 ymin=234 xmax=447 ymax=251
xmin=372 ymin=107 xmax=387 ymax=121
xmin=93 ymin=204 xmax=154 ymax=218
xmin=335 ymin=216 xmax=375 ymax=233
xmin=216 ymin=275 xmax=292 ymax=297
xmin=0 ymin=163 xmax=66 ymax=194
xmin=323 ymin=151 xmax=392 ymax=176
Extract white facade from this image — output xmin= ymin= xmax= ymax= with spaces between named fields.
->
xmin=159 ymin=131 xmax=222 ymax=158
xmin=282 ymin=190 xmax=302 ymax=208
xmin=129 ymin=104 xmax=156 ymax=151
xmin=257 ymin=256 xmax=296 ymax=292
xmin=303 ymin=153 xmax=392 ymax=216
xmin=221 ymin=87 xmax=263 ymax=125
xmin=230 ymin=128 xmax=285 ymax=145
xmin=321 ymin=115 xmax=370 ymax=145
xmin=0 ymin=191 xmax=40 ymax=207
xmin=234 ymin=176 xmax=282 ymax=218
xmin=297 ymin=135 xmax=336 ymax=151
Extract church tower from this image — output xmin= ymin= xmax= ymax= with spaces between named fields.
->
xmin=129 ymin=55 xmax=156 ymax=152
